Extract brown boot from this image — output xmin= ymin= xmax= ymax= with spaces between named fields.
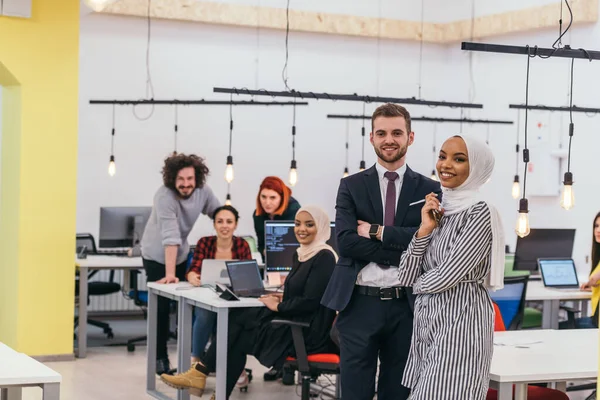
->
xmin=160 ymin=362 xmax=207 ymax=396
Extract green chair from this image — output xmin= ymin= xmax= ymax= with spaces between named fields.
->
xmin=242 ymin=235 xmax=258 ymax=253
xmin=504 ymin=255 xmax=543 ymax=328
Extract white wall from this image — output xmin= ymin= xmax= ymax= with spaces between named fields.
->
xmin=77 ymin=2 xmax=600 ymax=274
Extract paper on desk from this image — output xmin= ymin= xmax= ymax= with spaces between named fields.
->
xmin=494 ymin=337 xmax=543 ymax=348
xmin=175 ymin=283 xmax=196 ymax=290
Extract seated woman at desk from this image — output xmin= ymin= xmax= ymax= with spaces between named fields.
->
xmin=577 ymin=211 xmax=600 ymax=328
xmin=161 ymin=205 xmax=338 ymax=399
xmin=186 ymin=205 xmax=252 ymax=389
xmin=253 ymin=176 xmax=301 ymax=261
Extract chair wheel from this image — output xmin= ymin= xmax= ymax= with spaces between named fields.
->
xmin=106 ymin=331 xmax=114 ymax=339
xmin=239 ymin=386 xmax=248 ymax=393
xmin=127 ymin=343 xmax=135 ymax=352
xmin=245 ymin=368 xmax=253 ymax=382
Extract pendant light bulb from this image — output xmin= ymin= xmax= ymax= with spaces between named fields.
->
xmin=343 ymin=167 xmax=349 ymax=178
xmin=515 ymin=198 xmax=530 ymax=238
xmin=225 ymin=155 xmax=234 ymax=183
xmin=108 ymin=155 xmax=116 ymax=177
xmin=511 ymin=175 xmax=520 ymax=199
xmin=289 ymin=160 xmax=298 ymax=187
xmin=225 ymin=193 xmax=232 ymax=206
xmin=430 ymin=169 xmax=438 ymax=181
xmin=560 ymin=172 xmax=574 ymax=210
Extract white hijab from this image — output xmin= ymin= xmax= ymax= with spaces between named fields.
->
xmin=440 ymin=135 xmax=505 ymax=291
xmin=295 ymin=205 xmax=339 ymax=263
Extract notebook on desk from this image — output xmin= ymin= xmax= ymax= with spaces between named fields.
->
xmin=538 ymin=258 xmax=580 ymax=289
xmin=225 ymin=260 xmax=271 ymax=298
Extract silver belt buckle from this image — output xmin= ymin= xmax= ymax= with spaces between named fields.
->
xmin=379 ymin=287 xmax=394 ymax=300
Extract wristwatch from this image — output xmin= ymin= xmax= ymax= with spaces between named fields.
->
xmin=369 ymin=224 xmax=380 ymax=240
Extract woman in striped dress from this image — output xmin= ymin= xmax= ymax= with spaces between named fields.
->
xmin=397 ymin=135 xmax=505 ymax=400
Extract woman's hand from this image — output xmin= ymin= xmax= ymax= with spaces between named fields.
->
xmin=259 ymin=295 xmax=281 ymax=312
xmin=187 ymin=271 xmax=202 ymax=287
xmin=417 ymin=193 xmax=443 ymax=238
xmin=587 ymin=270 xmax=600 ymax=287
xmin=581 ymin=281 xmax=592 ymax=291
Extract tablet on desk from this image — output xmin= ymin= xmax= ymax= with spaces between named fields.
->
xmin=538 ymin=258 xmax=580 ymax=289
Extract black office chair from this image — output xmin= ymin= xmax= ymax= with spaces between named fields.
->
xmin=75 ymin=233 xmax=122 ymax=339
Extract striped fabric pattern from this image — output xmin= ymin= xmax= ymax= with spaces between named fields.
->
xmin=397 ymin=201 xmax=494 ymax=400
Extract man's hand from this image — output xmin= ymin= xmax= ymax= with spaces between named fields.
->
xmin=357 ymin=220 xmax=372 ymax=239
xmin=157 ymin=274 xmax=179 ymax=284
xmin=187 ymin=271 xmax=201 ymax=287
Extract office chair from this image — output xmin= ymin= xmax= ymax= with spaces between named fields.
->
xmin=486 ymin=302 xmax=569 ymax=400
xmin=271 ymin=319 xmax=341 ymax=400
xmin=489 ymin=275 xmax=530 ymax=330
xmin=75 ymin=233 xmax=122 ymax=339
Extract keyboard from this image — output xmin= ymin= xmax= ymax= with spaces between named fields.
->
xmin=95 ymin=248 xmax=129 ymax=256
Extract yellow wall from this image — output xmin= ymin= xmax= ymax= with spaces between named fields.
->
xmin=0 ymin=0 xmax=79 ymax=356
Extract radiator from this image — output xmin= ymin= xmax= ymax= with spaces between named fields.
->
xmin=88 ymin=269 xmax=148 ymax=313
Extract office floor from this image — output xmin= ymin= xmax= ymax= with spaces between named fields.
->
xmin=18 ymin=318 xmax=595 ymax=400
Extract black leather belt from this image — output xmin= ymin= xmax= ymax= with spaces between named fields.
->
xmin=355 ymin=285 xmax=406 ymax=300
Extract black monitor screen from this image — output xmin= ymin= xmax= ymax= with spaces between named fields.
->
xmin=265 ymin=221 xmax=338 ymax=272
xmin=513 ymin=228 xmax=576 ymax=272
xmin=99 ymin=207 xmax=152 ymax=248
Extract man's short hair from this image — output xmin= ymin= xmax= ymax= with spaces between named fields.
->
xmin=371 ymin=103 xmax=411 ymax=133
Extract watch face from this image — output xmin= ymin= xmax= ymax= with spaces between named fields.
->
xmin=369 ymin=225 xmax=379 ymax=235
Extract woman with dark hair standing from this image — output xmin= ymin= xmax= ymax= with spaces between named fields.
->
xmin=253 ymin=176 xmax=301 ymax=260
xmin=141 ymin=153 xmax=220 ymax=375
xmin=577 ymin=211 xmax=600 ymax=328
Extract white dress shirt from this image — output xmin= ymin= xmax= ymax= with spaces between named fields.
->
xmin=356 ymin=162 xmax=407 ymax=287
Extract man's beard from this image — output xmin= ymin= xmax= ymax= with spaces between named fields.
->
xmin=374 ymin=144 xmax=407 ymax=164
xmin=177 ymin=186 xmax=195 ymax=199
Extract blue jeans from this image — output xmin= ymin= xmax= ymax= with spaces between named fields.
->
xmin=192 ymin=307 xmax=217 ymax=358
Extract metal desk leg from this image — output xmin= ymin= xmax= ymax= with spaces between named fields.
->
xmin=542 ymin=299 xmax=560 ymax=329
xmin=76 ymin=266 xmax=89 ymax=358
xmin=215 ymin=309 xmax=229 ymax=400
xmin=176 ymin=299 xmax=193 ymax=400
xmin=5 ymin=387 xmax=22 ymax=400
xmin=513 ymin=383 xmax=527 ymax=400
xmin=147 ymin=290 xmax=158 ymax=393
xmin=497 ymin=383 xmax=513 ymax=400
xmin=42 ymin=383 xmax=60 ymax=400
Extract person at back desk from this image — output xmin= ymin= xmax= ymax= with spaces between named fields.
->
xmin=141 ymin=153 xmax=220 ymax=375
xmin=186 ymin=205 xmax=252 ymax=392
xmin=576 ymin=211 xmax=600 ymax=328
xmin=161 ymin=205 xmax=338 ymax=399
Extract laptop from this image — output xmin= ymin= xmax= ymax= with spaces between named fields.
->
xmin=225 ymin=260 xmax=271 ymax=298
xmin=538 ymin=258 xmax=580 ymax=289
xmin=200 ymin=259 xmax=231 ymax=286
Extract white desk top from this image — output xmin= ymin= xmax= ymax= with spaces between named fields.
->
xmin=75 ymin=255 xmax=143 ymax=269
xmin=0 ymin=349 xmax=61 ymax=385
xmin=490 ymin=329 xmax=597 ymax=383
xmin=525 ymin=280 xmax=591 ymax=301
xmin=148 ymin=282 xmax=265 ymax=309
xmin=0 ymin=342 xmax=18 ymax=356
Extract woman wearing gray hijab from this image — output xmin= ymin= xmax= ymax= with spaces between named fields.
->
xmin=397 ymin=135 xmax=505 ymax=400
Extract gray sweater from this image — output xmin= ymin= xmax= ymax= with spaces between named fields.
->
xmin=141 ymin=185 xmax=220 ymax=265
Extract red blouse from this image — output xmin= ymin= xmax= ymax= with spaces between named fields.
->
xmin=187 ymin=235 xmax=252 ymax=278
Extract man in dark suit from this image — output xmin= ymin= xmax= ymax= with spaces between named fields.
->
xmin=322 ymin=103 xmax=441 ymax=400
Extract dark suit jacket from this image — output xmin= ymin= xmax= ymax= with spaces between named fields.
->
xmin=321 ymin=164 xmax=441 ymax=312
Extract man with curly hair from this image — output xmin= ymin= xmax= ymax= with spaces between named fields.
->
xmin=141 ymin=153 xmax=220 ymax=375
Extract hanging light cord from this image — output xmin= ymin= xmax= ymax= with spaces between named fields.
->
xmin=291 ymin=101 xmax=296 ymax=160
xmin=361 ymin=102 xmax=366 ymax=161
xmin=174 ymin=105 xmax=178 ymax=153
xmin=522 ymin=48 xmax=532 ymax=200
xmin=567 ymin=57 xmax=574 ymax=172
xmin=111 ymin=104 xmax=116 ymax=154
xmin=133 ymin=0 xmax=155 ymax=121
xmin=417 ymin=0 xmax=424 ymax=99
xmin=229 ymin=94 xmax=234 ymax=156
xmin=345 ymin=119 xmax=350 ymax=169
xmin=281 ymin=0 xmax=291 ymax=91
xmin=515 ymin=109 xmax=521 ymax=174
xmin=432 ymin=123 xmax=437 ymax=167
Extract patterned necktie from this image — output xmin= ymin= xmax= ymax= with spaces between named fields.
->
xmin=378 ymin=171 xmax=399 ymax=270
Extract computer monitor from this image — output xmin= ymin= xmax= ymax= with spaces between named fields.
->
xmin=99 ymin=207 xmax=152 ymax=248
xmin=264 ymin=220 xmax=338 ymax=272
xmin=513 ymin=228 xmax=576 ymax=272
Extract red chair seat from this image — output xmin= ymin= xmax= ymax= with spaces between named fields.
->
xmin=486 ymin=385 xmax=569 ymax=400
xmin=286 ymin=353 xmax=340 ymax=364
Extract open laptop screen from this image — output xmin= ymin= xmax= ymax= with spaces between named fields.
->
xmin=226 ymin=260 xmax=264 ymax=292
xmin=538 ymin=258 xmax=579 ymax=288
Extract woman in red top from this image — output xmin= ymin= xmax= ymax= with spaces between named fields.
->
xmin=187 ymin=205 xmax=251 ymax=390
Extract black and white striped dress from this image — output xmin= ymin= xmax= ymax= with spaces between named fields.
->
xmin=397 ymin=201 xmax=494 ymax=400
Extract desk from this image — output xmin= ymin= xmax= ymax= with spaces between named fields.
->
xmin=146 ymin=283 xmax=263 ymax=400
xmin=75 ymin=255 xmax=143 ymax=358
xmin=490 ymin=329 xmax=597 ymax=400
xmin=525 ymin=280 xmax=591 ymax=329
xmin=0 ymin=343 xmax=61 ymax=400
